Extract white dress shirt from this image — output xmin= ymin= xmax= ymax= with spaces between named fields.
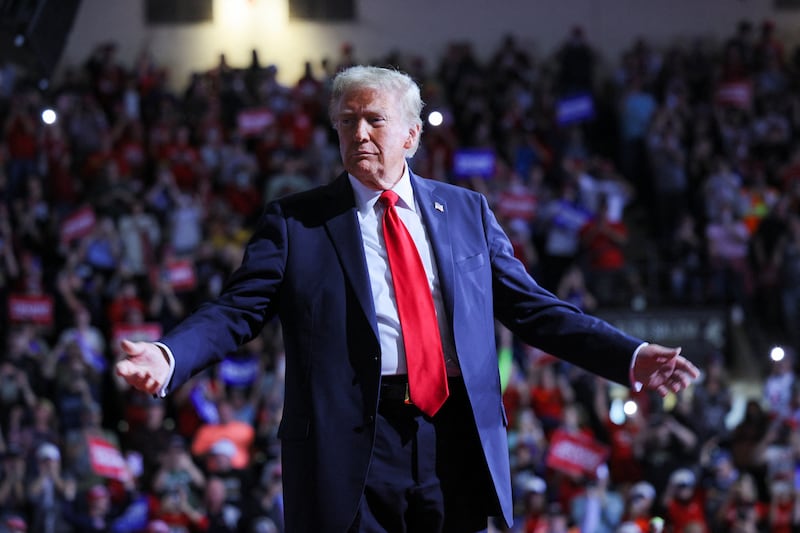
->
xmin=348 ymin=167 xmax=459 ymax=375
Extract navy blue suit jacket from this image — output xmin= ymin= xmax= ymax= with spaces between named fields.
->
xmin=160 ymin=171 xmax=643 ymax=532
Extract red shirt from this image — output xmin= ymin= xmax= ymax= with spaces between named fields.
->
xmin=666 ymin=495 xmax=709 ymax=533
xmin=580 ymin=219 xmax=628 ymax=270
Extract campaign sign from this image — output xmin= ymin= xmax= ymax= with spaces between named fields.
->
xmin=716 ymin=81 xmax=753 ymax=110
xmin=452 ymin=148 xmax=496 ymax=179
xmin=545 ymin=428 xmax=609 ymax=478
xmin=88 ymin=436 xmax=130 ymax=481
xmin=237 ymin=107 xmax=275 ymax=136
xmin=60 ymin=206 xmax=96 ymax=244
xmin=111 ymin=323 xmax=162 ymax=346
xmin=556 ymin=93 xmax=595 ymax=126
xmin=220 ymin=355 xmax=259 ymax=387
xmin=167 ymin=259 xmax=196 ymax=291
xmin=8 ymin=294 xmax=54 ymax=325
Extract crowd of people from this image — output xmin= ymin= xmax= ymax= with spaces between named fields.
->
xmin=0 ymin=17 xmax=800 ymax=532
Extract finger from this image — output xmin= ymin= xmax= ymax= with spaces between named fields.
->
xmin=115 ymin=359 xmax=136 ymax=378
xmin=120 ymin=339 xmax=145 ymax=357
xmin=675 ymin=358 xmax=701 ymax=380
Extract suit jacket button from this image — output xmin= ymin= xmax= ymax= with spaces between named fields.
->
xmin=366 ymin=415 xmax=375 ymax=424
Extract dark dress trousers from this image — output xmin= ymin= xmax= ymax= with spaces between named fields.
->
xmin=159 ymin=171 xmax=643 ymax=532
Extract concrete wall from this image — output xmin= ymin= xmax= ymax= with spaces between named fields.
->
xmin=59 ymin=0 xmax=800 ymax=88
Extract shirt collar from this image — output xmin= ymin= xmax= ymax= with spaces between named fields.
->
xmin=348 ymin=165 xmax=416 ymax=216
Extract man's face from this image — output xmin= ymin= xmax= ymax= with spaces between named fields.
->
xmin=333 ymin=87 xmax=419 ymax=190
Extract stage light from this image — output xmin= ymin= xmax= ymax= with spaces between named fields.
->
xmin=41 ymin=108 xmax=57 ymax=125
xmin=427 ymin=111 xmax=443 ymax=127
xmin=770 ymin=346 xmax=785 ymax=362
xmin=623 ymin=400 xmax=638 ymax=416
xmin=13 ymin=34 xmax=25 ymax=47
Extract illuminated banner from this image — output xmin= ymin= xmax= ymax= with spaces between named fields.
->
xmin=8 ymin=294 xmax=54 ymax=325
xmin=61 ymin=206 xmax=96 ymax=244
xmin=546 ymin=428 xmax=609 ymax=478
xmin=88 ymin=436 xmax=130 ymax=481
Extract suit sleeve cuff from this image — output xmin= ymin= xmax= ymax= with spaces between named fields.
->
xmin=629 ymin=342 xmax=649 ymax=392
xmin=153 ymin=341 xmax=176 ymax=398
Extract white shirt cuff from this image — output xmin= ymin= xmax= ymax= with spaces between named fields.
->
xmin=153 ymin=341 xmax=176 ymax=398
xmin=629 ymin=342 xmax=649 ymax=392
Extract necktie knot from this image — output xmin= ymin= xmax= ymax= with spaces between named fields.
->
xmin=380 ymin=190 xmax=399 ymax=208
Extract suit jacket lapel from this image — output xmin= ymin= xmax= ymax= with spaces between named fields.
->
xmin=411 ymin=173 xmax=456 ymax=324
xmin=323 ymin=174 xmax=380 ymax=342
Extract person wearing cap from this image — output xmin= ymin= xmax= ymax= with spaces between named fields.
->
xmin=663 ymin=468 xmax=709 ymax=533
xmin=191 ymin=399 xmax=254 ymax=470
xmin=623 ymin=481 xmax=656 ymax=533
xmin=519 ymin=474 xmax=548 ymax=532
xmin=116 ymin=65 xmax=700 ymax=532
xmin=200 ymin=438 xmax=251 ymax=510
xmin=62 ymin=483 xmax=113 ymax=533
xmin=28 ymin=442 xmax=77 ymax=533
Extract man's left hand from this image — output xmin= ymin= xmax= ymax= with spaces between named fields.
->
xmin=633 ymin=344 xmax=700 ymax=396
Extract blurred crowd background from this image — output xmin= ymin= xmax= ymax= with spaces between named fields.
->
xmin=1 ymin=16 xmax=800 ymax=533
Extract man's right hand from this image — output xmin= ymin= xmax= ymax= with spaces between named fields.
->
xmin=115 ymin=339 xmax=170 ymax=395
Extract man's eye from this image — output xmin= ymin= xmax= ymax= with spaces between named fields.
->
xmin=370 ymin=117 xmax=385 ymax=124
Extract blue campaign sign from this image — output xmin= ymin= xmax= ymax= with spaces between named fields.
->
xmin=452 ymin=148 xmax=496 ymax=179
xmin=556 ymin=92 xmax=595 ymax=126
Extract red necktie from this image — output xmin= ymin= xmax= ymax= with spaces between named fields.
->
xmin=380 ymin=190 xmax=449 ymax=416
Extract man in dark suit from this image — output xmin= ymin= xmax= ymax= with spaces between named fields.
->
xmin=116 ymin=65 xmax=699 ymax=532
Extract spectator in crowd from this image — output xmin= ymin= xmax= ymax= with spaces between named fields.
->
xmin=622 ymin=481 xmax=657 ymax=532
xmin=539 ymin=179 xmax=591 ymax=291
xmin=569 ymin=464 xmax=625 ymax=533
xmin=662 ymin=468 xmax=709 ymax=533
xmin=0 ymin=447 xmax=27 ymax=520
xmin=151 ymin=436 xmax=205 ymax=504
xmin=202 ymin=476 xmax=240 ymax=533
xmin=28 ymin=442 xmax=77 ymax=533
xmin=691 ymin=353 xmax=733 ymax=445
xmin=579 ymin=194 xmax=642 ymax=307
xmin=556 ymin=263 xmax=597 ymax=312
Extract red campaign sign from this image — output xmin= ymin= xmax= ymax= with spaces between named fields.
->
xmin=88 ymin=436 xmax=130 ymax=481
xmin=167 ymin=260 xmax=196 ymax=291
xmin=545 ymin=429 xmax=609 ymax=478
xmin=8 ymin=294 xmax=54 ymax=325
xmin=112 ymin=323 xmax=163 ymax=346
xmin=60 ymin=206 xmax=96 ymax=244
xmin=237 ymin=107 xmax=275 ymax=136
xmin=716 ymin=81 xmax=753 ymax=110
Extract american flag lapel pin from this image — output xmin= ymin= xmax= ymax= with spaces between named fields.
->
xmin=434 ymin=202 xmax=444 ymax=213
